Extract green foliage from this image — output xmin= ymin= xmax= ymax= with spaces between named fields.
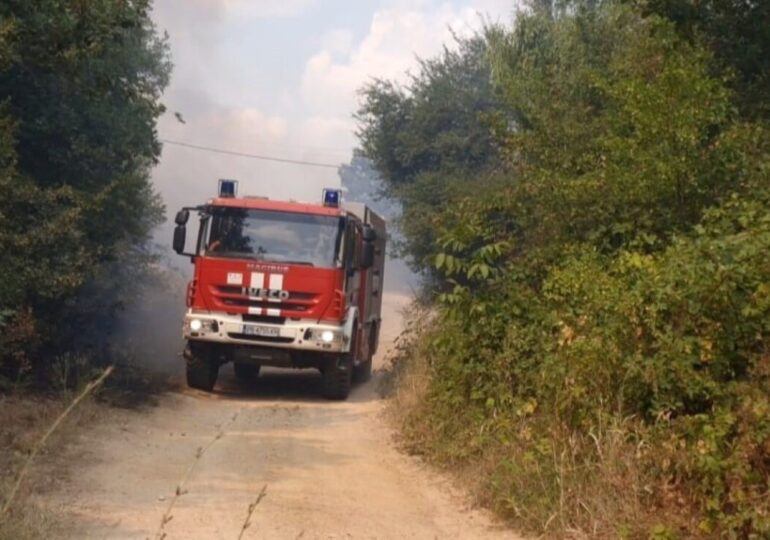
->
xmin=0 ymin=1 xmax=170 ymax=380
xmin=636 ymin=0 xmax=770 ymax=120
xmin=488 ymin=6 xmax=748 ymax=253
xmin=356 ymin=35 xmax=505 ymax=271
xmin=370 ymin=1 xmax=770 ymax=537
xmin=357 ymin=35 xmax=500 ymax=187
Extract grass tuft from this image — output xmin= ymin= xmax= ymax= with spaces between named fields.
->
xmin=1 ymin=366 xmax=114 ymax=517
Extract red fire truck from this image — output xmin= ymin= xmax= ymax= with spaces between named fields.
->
xmin=172 ymin=181 xmax=386 ymax=400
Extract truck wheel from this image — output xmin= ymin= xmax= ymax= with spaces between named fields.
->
xmin=185 ymin=344 xmax=219 ymax=392
xmin=233 ymin=362 xmax=260 ymax=380
xmin=353 ymin=357 xmax=372 ymax=383
xmin=354 ymin=324 xmax=376 ymax=383
xmin=322 ymin=355 xmax=352 ymax=400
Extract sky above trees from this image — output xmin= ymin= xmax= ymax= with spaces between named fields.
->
xmin=150 ymin=0 xmax=515 ymax=220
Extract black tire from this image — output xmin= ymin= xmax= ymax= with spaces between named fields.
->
xmin=353 ymin=357 xmax=372 ymax=383
xmin=354 ymin=324 xmax=376 ymax=383
xmin=322 ymin=355 xmax=352 ymax=400
xmin=233 ymin=362 xmax=260 ymax=380
xmin=185 ymin=343 xmax=219 ymax=392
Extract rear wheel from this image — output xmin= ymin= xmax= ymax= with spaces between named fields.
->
xmin=354 ymin=324 xmax=376 ymax=383
xmin=233 ymin=362 xmax=260 ymax=380
xmin=185 ymin=343 xmax=219 ymax=392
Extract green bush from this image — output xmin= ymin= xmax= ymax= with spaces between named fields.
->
xmin=370 ymin=2 xmax=770 ymax=537
xmin=398 ymin=191 xmax=770 ymax=537
xmin=0 ymin=1 xmax=169 ymax=382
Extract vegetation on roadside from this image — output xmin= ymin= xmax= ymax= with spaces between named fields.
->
xmin=0 ymin=0 xmax=171 ymax=388
xmin=361 ymin=1 xmax=770 ymax=537
xmin=0 ymin=393 xmax=101 ymax=539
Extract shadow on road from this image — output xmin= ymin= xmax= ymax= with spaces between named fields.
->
xmin=181 ymin=364 xmax=383 ymax=404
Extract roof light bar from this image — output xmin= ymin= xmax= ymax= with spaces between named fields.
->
xmin=323 ymin=188 xmax=341 ymax=208
xmin=218 ymin=179 xmax=238 ymax=198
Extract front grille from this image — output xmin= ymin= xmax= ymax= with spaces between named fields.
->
xmin=285 ymin=291 xmax=316 ymax=300
xmin=211 ymin=285 xmax=320 ymax=315
xmin=242 ymin=314 xmax=285 ymax=324
xmin=218 ymin=285 xmax=242 ymax=295
xmin=220 ymin=298 xmax=310 ymax=312
xmin=215 ymin=286 xmax=316 ymax=301
xmin=227 ymin=333 xmax=295 ymax=344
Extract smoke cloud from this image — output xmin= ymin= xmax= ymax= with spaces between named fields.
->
xmin=127 ymin=1 xmax=515 ymax=367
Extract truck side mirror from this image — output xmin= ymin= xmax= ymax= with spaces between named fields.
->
xmin=175 ymin=209 xmax=190 ymax=225
xmin=173 ymin=225 xmax=186 ymax=254
xmin=361 ymin=241 xmax=375 ymax=269
xmin=362 ymin=225 xmax=376 ymax=242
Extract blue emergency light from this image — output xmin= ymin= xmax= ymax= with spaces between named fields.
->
xmin=323 ymin=188 xmax=341 ymax=208
xmin=218 ymin=179 xmax=238 ymax=198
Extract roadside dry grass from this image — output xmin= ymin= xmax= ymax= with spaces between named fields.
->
xmin=0 ymin=505 xmax=58 ymax=540
xmin=377 ymin=301 xmax=434 ymax=400
xmin=381 ymin=304 xmax=694 ymax=538
xmin=0 ymin=392 xmax=100 ymax=539
xmin=99 ymin=356 xmax=177 ymax=409
xmin=2 ymin=368 xmax=113 ymax=517
xmin=0 ymin=360 xmax=173 ymax=539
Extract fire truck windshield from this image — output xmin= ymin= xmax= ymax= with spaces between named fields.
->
xmin=203 ymin=207 xmax=345 ymax=267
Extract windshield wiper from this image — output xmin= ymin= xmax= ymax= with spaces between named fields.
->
xmin=207 ymin=252 xmax=263 ymax=260
xmin=258 ymin=257 xmax=314 ymax=266
xmin=206 ymin=252 xmax=315 ymax=266
xmin=277 ymin=260 xmax=314 ymax=267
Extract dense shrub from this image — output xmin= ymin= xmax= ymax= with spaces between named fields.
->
xmin=407 ymin=192 xmax=770 ymax=536
xmin=363 ymin=1 xmax=770 ymax=536
xmin=0 ymin=1 xmax=170 ymax=383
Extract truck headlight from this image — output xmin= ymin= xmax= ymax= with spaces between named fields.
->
xmin=305 ymin=328 xmax=342 ymax=345
xmin=187 ymin=318 xmax=218 ymax=333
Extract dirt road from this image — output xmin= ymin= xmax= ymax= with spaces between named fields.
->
xmin=47 ymin=293 xmax=518 ymax=539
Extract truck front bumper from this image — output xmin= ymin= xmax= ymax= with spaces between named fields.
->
xmin=182 ymin=310 xmax=349 ymax=353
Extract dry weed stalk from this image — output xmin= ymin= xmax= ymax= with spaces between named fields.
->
xmin=237 ymin=484 xmax=268 ymax=540
xmin=0 ymin=365 xmax=115 ymax=517
xmin=154 ymin=432 xmax=223 ymax=540
xmin=154 ymin=411 xmax=240 ymax=540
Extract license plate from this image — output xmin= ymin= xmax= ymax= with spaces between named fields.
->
xmin=242 ymin=325 xmax=280 ymax=338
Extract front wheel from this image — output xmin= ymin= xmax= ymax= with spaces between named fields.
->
xmin=353 ymin=357 xmax=372 ymax=383
xmin=321 ymin=355 xmax=352 ymax=400
xmin=185 ymin=343 xmax=219 ymax=392
xmin=233 ymin=362 xmax=260 ymax=381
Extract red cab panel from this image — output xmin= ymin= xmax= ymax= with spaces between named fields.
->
xmin=191 ymin=257 xmax=345 ymax=322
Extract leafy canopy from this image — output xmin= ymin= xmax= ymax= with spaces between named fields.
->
xmin=363 ymin=1 xmax=770 ymax=536
xmin=0 ymin=0 xmax=171 ymax=377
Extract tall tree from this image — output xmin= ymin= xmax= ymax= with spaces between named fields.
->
xmin=370 ymin=2 xmax=770 ymax=535
xmin=637 ymin=0 xmax=770 ymax=118
xmin=356 ymin=35 xmax=504 ymax=271
xmin=0 ymin=0 xmax=171 ymax=376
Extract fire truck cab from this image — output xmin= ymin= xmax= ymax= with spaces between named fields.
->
xmin=172 ymin=181 xmax=386 ymax=400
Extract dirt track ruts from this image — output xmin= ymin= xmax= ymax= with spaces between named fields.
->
xmin=46 ymin=293 xmax=520 ymax=539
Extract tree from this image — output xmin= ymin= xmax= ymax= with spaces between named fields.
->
xmin=0 ymin=0 xmax=171 ymax=377
xmin=356 ymin=35 xmax=504 ymax=272
xmin=487 ymin=4 xmax=744 ymax=253
xmin=374 ymin=2 xmax=770 ymax=535
xmin=637 ymin=0 xmax=770 ymax=119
